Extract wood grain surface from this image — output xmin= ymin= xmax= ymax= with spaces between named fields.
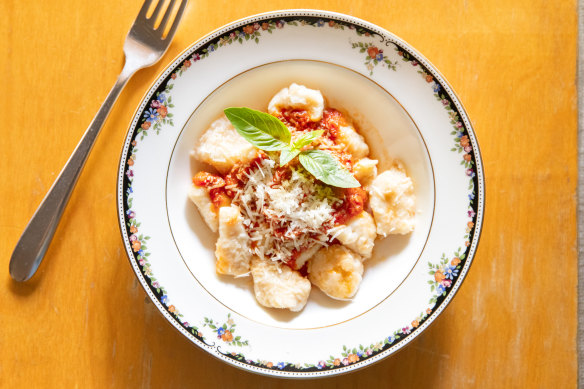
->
xmin=0 ymin=0 xmax=578 ymax=387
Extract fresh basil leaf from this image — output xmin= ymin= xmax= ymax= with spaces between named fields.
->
xmin=279 ymin=146 xmax=301 ymax=167
xmin=298 ymin=150 xmax=361 ymax=188
xmin=292 ymin=130 xmax=324 ymax=149
xmin=224 ymin=107 xmax=291 ymax=151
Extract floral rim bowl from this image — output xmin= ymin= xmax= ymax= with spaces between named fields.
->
xmin=117 ymin=10 xmax=484 ymax=378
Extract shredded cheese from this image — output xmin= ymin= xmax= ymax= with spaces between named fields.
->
xmin=231 ymin=158 xmax=342 ymax=265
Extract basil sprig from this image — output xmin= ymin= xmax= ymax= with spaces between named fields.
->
xmin=224 ymin=107 xmax=360 ymax=188
xmin=279 ymin=130 xmax=324 ymax=166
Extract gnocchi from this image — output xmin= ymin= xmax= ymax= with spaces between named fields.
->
xmin=189 ymin=84 xmax=416 ymax=312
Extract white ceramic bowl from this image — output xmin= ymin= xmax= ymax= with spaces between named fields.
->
xmin=117 ymin=10 xmax=484 ymax=378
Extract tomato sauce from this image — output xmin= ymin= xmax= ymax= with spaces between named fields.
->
xmin=319 ymin=109 xmax=346 ymax=141
xmin=192 ymin=171 xmax=230 ymax=211
xmin=282 ymin=247 xmax=310 ymax=276
xmin=271 ymin=166 xmax=293 ymax=186
xmin=333 ymin=187 xmax=368 ymax=225
xmin=277 ymin=109 xmax=318 ymax=132
xmin=277 ymin=108 xmax=346 ymax=140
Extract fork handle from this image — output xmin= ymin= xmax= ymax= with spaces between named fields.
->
xmin=9 ymin=65 xmax=137 ymax=282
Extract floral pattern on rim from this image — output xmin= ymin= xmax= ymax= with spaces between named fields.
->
xmin=428 ymin=251 xmax=463 ymax=304
xmin=170 ymin=20 xmax=282 ymax=79
xmin=351 ymin=41 xmax=398 ymax=75
xmin=121 ymin=15 xmax=481 ymax=373
xmin=203 ymin=313 xmax=249 ymax=347
xmin=137 ymin=83 xmax=175 ymax=140
xmin=169 ymin=18 xmax=374 ymax=80
xmin=396 ymin=48 xmax=477 ymax=195
xmin=126 ymin=128 xmax=208 ymax=344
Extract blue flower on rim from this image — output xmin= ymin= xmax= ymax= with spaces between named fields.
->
xmin=277 ymin=362 xmax=286 ymax=369
xmin=433 ymin=83 xmax=441 ymax=93
xmin=388 ymin=336 xmax=395 ymax=343
xmin=157 ymin=93 xmax=166 ymax=103
xmin=357 ymin=350 xmax=364 ymax=357
xmin=144 ymin=108 xmax=159 ymax=123
xmin=138 ymin=249 xmax=144 ymax=256
xmin=316 ymin=19 xmax=325 ymax=27
xmin=437 ymin=284 xmax=446 ymax=294
xmin=376 ymin=53 xmax=384 ymax=61
xmin=217 ymin=327 xmax=225 ymax=336
xmin=161 ymin=295 xmax=168 ymax=305
xmin=444 ymin=265 xmax=459 ymax=280
xmin=469 ymin=192 xmax=475 ymax=201
xmin=126 ymin=186 xmax=133 ymax=194
xmin=209 ymin=44 xmax=216 ymax=52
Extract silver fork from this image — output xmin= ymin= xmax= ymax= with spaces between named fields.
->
xmin=9 ymin=0 xmax=187 ymax=282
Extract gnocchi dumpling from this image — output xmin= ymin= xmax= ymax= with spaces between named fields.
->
xmin=251 ymin=257 xmax=311 ymax=312
xmin=268 ymin=83 xmax=325 ymax=121
xmin=337 ymin=124 xmax=369 ymax=159
xmin=369 ymin=163 xmax=416 ymax=236
xmin=188 ymin=184 xmax=218 ymax=232
xmin=335 ymin=211 xmax=377 ymax=259
xmin=308 ymin=245 xmax=364 ymax=300
xmin=215 ymin=206 xmax=251 ymax=276
xmin=353 ymin=158 xmax=378 ymax=187
xmin=192 ymin=116 xmax=257 ymax=174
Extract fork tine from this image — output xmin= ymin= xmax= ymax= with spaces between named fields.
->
xmin=137 ymin=0 xmax=154 ymax=19
xmin=149 ymin=0 xmax=167 ymax=26
xmin=158 ymin=0 xmax=177 ymax=33
xmin=162 ymin=0 xmax=187 ymax=40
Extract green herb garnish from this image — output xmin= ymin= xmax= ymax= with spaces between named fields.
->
xmin=223 ymin=107 xmax=290 ymax=150
xmin=224 ymin=107 xmax=360 ymax=188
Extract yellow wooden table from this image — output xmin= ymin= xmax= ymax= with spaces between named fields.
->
xmin=0 ymin=0 xmax=577 ymax=387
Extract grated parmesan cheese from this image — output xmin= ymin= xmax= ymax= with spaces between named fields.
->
xmin=231 ymin=158 xmax=342 ymax=265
